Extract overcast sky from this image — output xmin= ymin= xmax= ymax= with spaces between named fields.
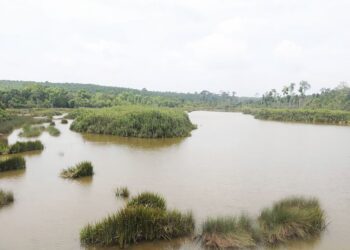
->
xmin=1 ymin=0 xmax=349 ymax=96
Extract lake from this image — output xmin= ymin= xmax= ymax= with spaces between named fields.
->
xmin=0 ymin=111 xmax=350 ymax=250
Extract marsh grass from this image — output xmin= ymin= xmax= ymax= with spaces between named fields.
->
xmin=60 ymin=161 xmax=94 ymax=179
xmin=61 ymin=119 xmax=68 ymax=124
xmin=115 ymin=186 xmax=130 ymax=199
xmin=0 ymin=156 xmax=26 ymax=172
xmin=0 ymin=189 xmax=14 ymax=207
xmin=80 ymin=204 xmax=194 ymax=248
xmin=200 ymin=215 xmax=259 ymax=249
xmin=46 ymin=126 xmax=60 ymax=136
xmin=49 ymin=121 xmax=55 ymax=126
xmin=127 ymin=192 xmax=166 ymax=210
xmin=258 ymin=197 xmax=326 ymax=244
xmin=8 ymin=140 xmax=44 ymax=154
xmin=19 ymin=124 xmax=45 ymax=138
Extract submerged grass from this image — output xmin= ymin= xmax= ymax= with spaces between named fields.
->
xmin=60 ymin=161 xmax=94 ymax=179
xmin=115 ymin=187 xmax=130 ymax=199
xmin=80 ymin=192 xmax=194 ymax=248
xmin=19 ymin=124 xmax=45 ymax=138
xmin=46 ymin=126 xmax=60 ymax=136
xmin=0 ymin=156 xmax=26 ymax=172
xmin=258 ymin=197 xmax=326 ymax=245
xmin=0 ymin=189 xmax=14 ymax=207
xmin=127 ymin=192 xmax=166 ymax=210
xmin=200 ymin=215 xmax=259 ymax=249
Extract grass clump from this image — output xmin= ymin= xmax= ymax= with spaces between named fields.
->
xmin=70 ymin=106 xmax=196 ymax=138
xmin=46 ymin=126 xmax=60 ymax=136
xmin=115 ymin=187 xmax=130 ymax=199
xmin=0 ymin=156 xmax=26 ymax=172
xmin=258 ymin=197 xmax=326 ymax=245
xmin=80 ymin=192 xmax=194 ymax=248
xmin=200 ymin=215 xmax=259 ymax=249
xmin=127 ymin=192 xmax=166 ymax=210
xmin=60 ymin=161 xmax=94 ymax=179
xmin=0 ymin=189 xmax=14 ymax=207
xmin=8 ymin=140 xmax=44 ymax=154
xmin=49 ymin=121 xmax=55 ymax=126
xmin=61 ymin=119 xmax=68 ymax=124
xmin=19 ymin=124 xmax=45 ymax=138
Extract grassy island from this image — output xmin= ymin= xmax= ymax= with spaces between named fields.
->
xmin=0 ymin=156 xmax=26 ymax=172
xmin=0 ymin=189 xmax=14 ymax=207
xmin=46 ymin=126 xmax=60 ymax=136
xmin=1 ymin=140 xmax=44 ymax=154
xmin=19 ymin=125 xmax=45 ymax=138
xmin=60 ymin=161 xmax=94 ymax=179
xmin=70 ymin=106 xmax=196 ymax=138
xmin=80 ymin=192 xmax=194 ymax=248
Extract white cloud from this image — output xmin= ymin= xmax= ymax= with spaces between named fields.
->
xmin=274 ymin=40 xmax=303 ymax=59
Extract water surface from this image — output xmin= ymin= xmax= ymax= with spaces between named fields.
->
xmin=0 ymin=111 xmax=350 ymax=250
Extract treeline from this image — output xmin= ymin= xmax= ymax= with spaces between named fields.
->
xmin=0 ymin=80 xmax=245 ymax=109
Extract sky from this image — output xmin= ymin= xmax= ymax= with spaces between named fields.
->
xmin=0 ymin=0 xmax=349 ymax=96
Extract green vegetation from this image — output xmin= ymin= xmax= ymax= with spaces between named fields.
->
xmin=127 ymin=192 xmax=166 ymax=210
xmin=0 ymin=156 xmax=26 ymax=172
xmin=242 ymin=108 xmax=350 ymax=125
xmin=46 ymin=126 xmax=60 ymax=136
xmin=61 ymin=119 xmax=68 ymax=124
xmin=258 ymin=197 xmax=325 ymax=245
xmin=200 ymin=215 xmax=259 ymax=249
xmin=70 ymin=106 xmax=196 ymax=138
xmin=80 ymin=192 xmax=194 ymax=248
xmin=60 ymin=161 xmax=94 ymax=179
xmin=6 ymin=141 xmax=44 ymax=154
xmin=0 ymin=189 xmax=14 ymax=207
xmin=49 ymin=121 xmax=55 ymax=126
xmin=115 ymin=187 xmax=130 ymax=199
xmin=19 ymin=124 xmax=45 ymax=138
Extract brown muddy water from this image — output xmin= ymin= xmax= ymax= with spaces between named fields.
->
xmin=0 ymin=111 xmax=350 ymax=250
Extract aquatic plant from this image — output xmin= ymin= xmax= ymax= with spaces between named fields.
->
xmin=0 ymin=156 xmax=26 ymax=172
xmin=60 ymin=161 xmax=94 ymax=179
xmin=70 ymin=106 xmax=196 ymax=138
xmin=258 ymin=197 xmax=326 ymax=244
xmin=115 ymin=186 xmax=130 ymax=199
xmin=8 ymin=140 xmax=44 ymax=154
xmin=80 ymin=205 xmax=194 ymax=247
xmin=127 ymin=192 xmax=166 ymax=210
xmin=200 ymin=215 xmax=259 ymax=249
xmin=49 ymin=121 xmax=55 ymax=126
xmin=0 ymin=189 xmax=14 ymax=207
xmin=19 ymin=124 xmax=45 ymax=138
xmin=61 ymin=119 xmax=68 ymax=124
xmin=46 ymin=126 xmax=60 ymax=136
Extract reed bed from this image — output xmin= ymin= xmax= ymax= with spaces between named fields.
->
xmin=127 ymin=192 xmax=166 ymax=210
xmin=60 ymin=161 xmax=94 ymax=179
xmin=0 ymin=189 xmax=14 ymax=207
xmin=46 ymin=126 xmax=60 ymax=136
xmin=0 ymin=156 xmax=26 ymax=172
xmin=19 ymin=124 xmax=45 ymax=138
xmin=7 ymin=140 xmax=44 ymax=154
xmin=115 ymin=187 xmax=130 ymax=199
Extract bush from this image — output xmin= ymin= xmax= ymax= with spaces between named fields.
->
xmin=19 ymin=124 xmax=45 ymax=138
xmin=60 ymin=161 xmax=94 ymax=179
xmin=46 ymin=126 xmax=60 ymax=136
xmin=258 ymin=197 xmax=326 ymax=244
xmin=127 ymin=192 xmax=166 ymax=210
xmin=61 ymin=119 xmax=68 ymax=124
xmin=115 ymin=187 xmax=130 ymax=199
xmin=70 ymin=106 xmax=196 ymax=138
xmin=80 ymin=206 xmax=194 ymax=247
xmin=0 ymin=156 xmax=26 ymax=172
xmin=8 ymin=140 xmax=44 ymax=154
xmin=0 ymin=189 xmax=14 ymax=207
xmin=200 ymin=215 xmax=259 ymax=249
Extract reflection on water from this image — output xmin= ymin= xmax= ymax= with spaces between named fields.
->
xmin=0 ymin=111 xmax=350 ymax=250
xmin=82 ymin=133 xmax=185 ymax=150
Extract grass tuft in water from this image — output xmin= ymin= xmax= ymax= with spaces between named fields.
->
xmin=0 ymin=156 xmax=26 ymax=172
xmin=115 ymin=187 xmax=130 ymax=199
xmin=8 ymin=140 xmax=44 ymax=154
xmin=200 ymin=214 xmax=259 ymax=249
xmin=258 ymin=196 xmax=326 ymax=244
xmin=49 ymin=121 xmax=56 ymax=126
xmin=46 ymin=126 xmax=60 ymax=136
xmin=61 ymin=119 xmax=68 ymax=124
xmin=127 ymin=192 xmax=166 ymax=210
xmin=0 ymin=189 xmax=14 ymax=207
xmin=60 ymin=161 xmax=94 ymax=179
xmin=19 ymin=124 xmax=45 ymax=138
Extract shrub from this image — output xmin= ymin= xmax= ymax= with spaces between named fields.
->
xmin=0 ymin=189 xmax=14 ymax=207
xmin=115 ymin=187 xmax=130 ymax=199
xmin=127 ymin=192 xmax=166 ymax=210
xmin=19 ymin=124 xmax=45 ymax=138
xmin=61 ymin=119 xmax=68 ymax=124
xmin=8 ymin=140 xmax=44 ymax=154
xmin=80 ymin=206 xmax=194 ymax=247
xmin=46 ymin=126 xmax=60 ymax=136
xmin=258 ymin=197 xmax=326 ymax=244
xmin=70 ymin=106 xmax=196 ymax=138
xmin=0 ymin=156 xmax=26 ymax=172
xmin=200 ymin=215 xmax=259 ymax=249
xmin=60 ymin=161 xmax=94 ymax=179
